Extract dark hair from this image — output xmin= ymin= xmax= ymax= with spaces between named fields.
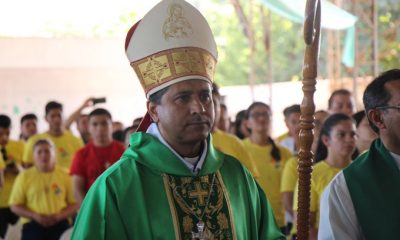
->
xmin=45 ymin=101 xmax=63 ymax=115
xmin=328 ymin=89 xmax=352 ymax=109
xmin=246 ymin=102 xmax=281 ymax=161
xmin=33 ymin=138 xmax=54 ymax=150
xmin=89 ymin=108 xmax=112 ymax=121
xmin=315 ymin=113 xmax=354 ymax=162
xmin=245 ymin=102 xmax=271 ymax=119
xmin=20 ymin=113 xmax=38 ymax=125
xmin=363 ymin=69 xmax=400 ymax=133
xmin=212 ymin=82 xmax=220 ymax=96
xmin=148 ymin=86 xmax=170 ymax=104
xmin=0 ymin=115 xmax=11 ymax=129
xmin=233 ymin=110 xmax=247 ymax=139
xmin=352 ymin=110 xmax=366 ymax=128
xmin=283 ymin=104 xmax=301 ymax=118
xmin=112 ymin=130 xmax=125 ymax=143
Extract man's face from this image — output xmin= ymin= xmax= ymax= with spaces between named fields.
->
xmin=34 ymin=143 xmax=55 ymax=171
xmin=149 ymin=80 xmax=214 ymax=146
xmin=329 ymin=94 xmax=354 ymax=116
xmin=88 ymin=115 xmax=112 ymax=143
xmin=380 ymin=81 xmax=400 ymax=151
xmin=21 ymin=119 xmax=37 ymax=139
xmin=0 ymin=127 xmax=10 ymax=146
xmin=285 ymin=112 xmax=301 ymax=138
xmin=45 ymin=108 xmax=63 ymax=132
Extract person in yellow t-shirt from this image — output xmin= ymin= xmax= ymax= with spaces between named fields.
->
xmin=0 ymin=114 xmax=24 ymax=238
xmin=211 ymin=84 xmax=260 ymax=177
xmin=10 ymin=139 xmax=78 ymax=240
xmin=293 ymin=113 xmax=356 ymax=239
xmin=23 ymin=101 xmax=83 ymax=169
xmin=280 ymin=110 xmax=329 ymax=236
xmin=242 ymin=102 xmax=293 ymax=233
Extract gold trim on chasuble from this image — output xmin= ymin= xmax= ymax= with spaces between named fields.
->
xmin=163 ymin=171 xmax=236 ymax=240
xmin=131 ymin=47 xmax=216 ymax=94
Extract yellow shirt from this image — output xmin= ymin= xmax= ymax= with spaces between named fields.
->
xmin=280 ymin=156 xmax=298 ymax=193
xmin=212 ymin=130 xmax=259 ymax=177
xmin=0 ymin=140 xmax=24 ymax=207
xmin=293 ymin=161 xmax=342 ymax=228
xmin=23 ymin=131 xmax=83 ymax=169
xmin=0 ymin=153 xmax=4 ymax=170
xmin=9 ymin=166 xmax=76 ymax=224
xmin=276 ymin=132 xmax=289 ymax=142
xmin=242 ymin=138 xmax=293 ymax=227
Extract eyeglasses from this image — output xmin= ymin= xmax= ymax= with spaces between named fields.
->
xmin=376 ymin=105 xmax=400 ymax=112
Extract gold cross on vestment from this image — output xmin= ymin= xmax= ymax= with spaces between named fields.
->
xmin=189 ymin=182 xmax=209 ymax=206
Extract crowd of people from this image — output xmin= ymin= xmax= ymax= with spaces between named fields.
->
xmin=1 ymin=0 xmax=399 ymax=239
xmin=0 ymin=80 xmax=384 ymax=239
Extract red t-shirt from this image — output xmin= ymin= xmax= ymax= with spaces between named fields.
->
xmin=70 ymin=141 xmax=125 ymax=192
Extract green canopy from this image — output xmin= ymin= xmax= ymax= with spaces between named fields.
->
xmin=261 ymin=0 xmax=357 ymax=67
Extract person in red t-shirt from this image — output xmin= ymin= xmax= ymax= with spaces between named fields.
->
xmin=70 ymin=108 xmax=125 ymax=205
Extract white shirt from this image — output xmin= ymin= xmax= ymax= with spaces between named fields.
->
xmin=318 ymin=151 xmax=400 ymax=240
xmin=146 ymin=123 xmax=207 ymax=175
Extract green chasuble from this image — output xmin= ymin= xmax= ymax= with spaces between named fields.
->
xmin=344 ymin=139 xmax=400 ymax=239
xmin=72 ymin=133 xmax=284 ymax=240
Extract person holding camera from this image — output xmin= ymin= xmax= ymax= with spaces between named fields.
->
xmin=64 ymin=97 xmax=106 ymax=144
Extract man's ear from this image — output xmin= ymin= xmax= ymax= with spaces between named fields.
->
xmin=367 ymin=109 xmax=386 ymax=130
xmin=147 ymin=101 xmax=160 ymax=123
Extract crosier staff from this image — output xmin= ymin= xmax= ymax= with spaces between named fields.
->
xmin=297 ymin=0 xmax=321 ymax=239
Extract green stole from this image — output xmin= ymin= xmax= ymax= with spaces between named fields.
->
xmin=343 ymin=139 xmax=400 ymax=239
xmin=72 ymin=132 xmax=284 ymax=240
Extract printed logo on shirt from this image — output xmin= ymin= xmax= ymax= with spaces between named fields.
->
xmin=52 ymin=183 xmax=62 ymax=195
xmin=58 ymin=147 xmax=69 ymax=158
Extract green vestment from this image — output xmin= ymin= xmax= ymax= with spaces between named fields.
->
xmin=344 ymin=139 xmax=400 ymax=239
xmin=72 ymin=133 xmax=284 ymax=239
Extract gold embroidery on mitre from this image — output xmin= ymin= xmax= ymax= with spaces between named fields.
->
xmin=132 ymin=47 xmax=216 ymax=95
xmin=163 ymin=3 xmax=193 ymax=40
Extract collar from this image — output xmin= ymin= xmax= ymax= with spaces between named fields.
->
xmin=146 ymin=123 xmax=207 ymax=174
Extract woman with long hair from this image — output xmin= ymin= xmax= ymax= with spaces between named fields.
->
xmin=295 ymin=113 xmax=357 ymax=239
xmin=242 ymin=102 xmax=293 ymax=233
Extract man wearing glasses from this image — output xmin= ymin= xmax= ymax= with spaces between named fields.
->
xmin=319 ymin=69 xmax=400 ymax=239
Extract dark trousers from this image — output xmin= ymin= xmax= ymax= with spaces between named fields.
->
xmin=22 ymin=220 xmax=70 ymax=240
xmin=0 ymin=207 xmax=19 ymax=238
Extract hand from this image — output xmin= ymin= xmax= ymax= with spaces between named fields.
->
xmin=82 ymin=98 xmax=95 ymax=108
xmin=32 ymin=214 xmax=55 ymax=227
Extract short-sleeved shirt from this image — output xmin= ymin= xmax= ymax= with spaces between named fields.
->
xmin=0 ymin=140 xmax=24 ymax=208
xmin=280 ymin=156 xmax=298 ymax=193
xmin=70 ymin=141 xmax=125 ymax=192
xmin=293 ymin=160 xmax=342 ymax=228
xmin=242 ymin=138 xmax=293 ymax=227
xmin=23 ymin=131 xmax=83 ymax=169
xmin=9 ymin=166 xmax=75 ymax=224
xmin=212 ymin=130 xmax=259 ymax=177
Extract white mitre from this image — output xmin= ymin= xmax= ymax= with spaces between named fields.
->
xmin=125 ymin=0 xmax=218 ymax=98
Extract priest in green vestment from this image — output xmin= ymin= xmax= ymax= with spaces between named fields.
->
xmin=71 ymin=0 xmax=284 ymax=239
xmin=319 ymin=69 xmax=400 ymax=239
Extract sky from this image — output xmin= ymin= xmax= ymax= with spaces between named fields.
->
xmin=0 ymin=0 xmax=204 ymax=37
